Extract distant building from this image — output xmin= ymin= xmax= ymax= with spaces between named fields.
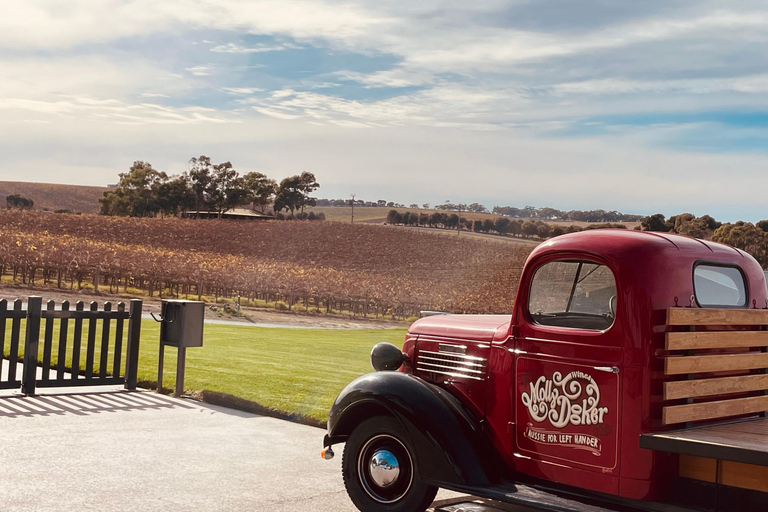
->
xmin=182 ymin=208 xmax=274 ymax=220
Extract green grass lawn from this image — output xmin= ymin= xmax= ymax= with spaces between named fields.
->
xmin=139 ymin=322 xmax=406 ymax=422
xmin=2 ymin=318 xmax=403 ymax=422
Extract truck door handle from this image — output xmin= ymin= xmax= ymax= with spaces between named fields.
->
xmin=594 ymin=366 xmax=620 ymax=374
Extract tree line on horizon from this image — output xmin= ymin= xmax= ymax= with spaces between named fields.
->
xmin=317 ymin=197 xmax=644 ymax=223
xmin=386 ymin=208 xmax=768 ymax=269
xmin=640 ymin=212 xmax=768 ymax=268
xmin=99 ymin=158 xmax=320 ymax=219
xmin=386 ymin=209 xmax=626 ymax=239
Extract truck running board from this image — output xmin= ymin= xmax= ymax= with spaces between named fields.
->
xmin=436 ymin=482 xmax=693 ymax=512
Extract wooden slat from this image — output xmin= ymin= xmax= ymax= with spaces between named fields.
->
xmin=70 ymin=301 xmax=84 ymax=380
xmin=84 ymin=301 xmax=98 ymax=380
xmin=667 ymin=308 xmax=768 ymax=326
xmin=663 ymin=395 xmax=768 ymax=424
xmin=40 ymin=300 xmax=55 ymax=382
xmin=665 ymin=352 xmax=768 ymax=375
xmin=56 ymin=301 xmax=69 ymax=381
xmin=0 ymin=299 xmax=6 ymax=382
xmin=679 ymin=454 xmax=716 ymax=482
xmin=8 ymin=299 xmax=22 ymax=382
xmin=112 ymin=302 xmax=125 ymax=378
xmin=99 ymin=302 xmax=111 ymax=379
xmin=665 ymin=374 xmax=768 ymax=400
xmin=666 ymin=330 xmax=768 ymax=350
xmin=720 ymin=460 xmax=768 ymax=493
xmin=41 ymin=310 xmax=130 ymax=320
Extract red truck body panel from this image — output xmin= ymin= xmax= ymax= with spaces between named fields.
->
xmin=406 ymin=229 xmax=768 ymax=501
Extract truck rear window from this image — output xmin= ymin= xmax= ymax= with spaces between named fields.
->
xmin=694 ymin=264 xmax=747 ymax=307
xmin=529 ymin=260 xmax=616 ymax=331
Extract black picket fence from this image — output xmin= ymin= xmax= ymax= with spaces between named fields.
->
xmin=0 ymin=296 xmax=142 ymax=395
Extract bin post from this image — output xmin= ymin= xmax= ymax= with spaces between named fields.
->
xmin=124 ymin=299 xmax=143 ymax=390
xmin=175 ymin=345 xmax=187 ymax=397
xmin=21 ymin=296 xmax=42 ymax=395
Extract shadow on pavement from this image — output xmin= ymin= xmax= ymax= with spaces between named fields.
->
xmin=0 ymin=390 xmax=195 ymax=418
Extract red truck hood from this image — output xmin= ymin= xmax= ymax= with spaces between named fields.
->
xmin=408 ymin=314 xmax=512 ymax=342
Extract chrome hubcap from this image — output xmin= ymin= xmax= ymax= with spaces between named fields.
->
xmin=369 ymin=450 xmax=400 ymax=487
xmin=358 ymin=434 xmax=413 ymax=504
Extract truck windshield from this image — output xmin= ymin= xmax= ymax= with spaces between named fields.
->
xmin=529 ymin=260 xmax=616 ymax=331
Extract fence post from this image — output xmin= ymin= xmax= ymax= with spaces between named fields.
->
xmin=22 ymin=296 xmax=42 ymax=395
xmin=124 ymin=299 xmax=143 ymax=391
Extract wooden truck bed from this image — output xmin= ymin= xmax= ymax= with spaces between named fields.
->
xmin=640 ymin=308 xmax=768 ymax=495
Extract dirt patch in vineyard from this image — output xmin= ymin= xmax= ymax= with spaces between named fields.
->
xmin=0 ymin=284 xmax=408 ymax=330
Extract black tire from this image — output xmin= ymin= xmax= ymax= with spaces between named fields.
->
xmin=342 ymin=415 xmax=438 ymax=512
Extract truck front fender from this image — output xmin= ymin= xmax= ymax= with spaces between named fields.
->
xmin=327 ymin=371 xmax=504 ymax=487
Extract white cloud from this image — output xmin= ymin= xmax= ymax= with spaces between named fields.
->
xmin=222 ymin=87 xmax=264 ymax=95
xmin=2 ymin=114 xmax=767 ymax=221
xmin=185 ymin=66 xmax=212 ymax=76
xmin=4 ymin=1 xmax=768 ymax=221
xmin=210 ymin=42 xmax=298 ymax=53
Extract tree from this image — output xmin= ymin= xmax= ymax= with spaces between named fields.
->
xmin=494 ymin=217 xmax=511 ymax=235
xmin=155 ymin=176 xmax=194 ymax=217
xmin=467 ymin=203 xmax=488 ymax=213
xmin=640 ymin=213 xmax=669 ymax=232
xmin=206 ymin=162 xmax=246 ymax=217
xmin=700 ymin=215 xmax=722 ymax=232
xmin=6 ymin=194 xmax=34 ymax=210
xmin=756 ymin=219 xmax=768 ymax=233
xmin=422 ymin=203 xmax=430 ymax=210
xmin=186 ymin=155 xmax=214 ymax=213
xmin=674 ymin=216 xmax=706 ymax=239
xmin=712 ymin=222 xmax=768 ymax=268
xmin=241 ymin=172 xmax=277 ymax=213
xmin=550 ymin=225 xmax=565 ymax=237
xmin=409 ymin=204 xmax=418 ymax=209
xmin=274 ymin=177 xmax=301 ymax=216
xmin=99 ymin=161 xmax=167 ymax=217
xmin=522 ymin=221 xmax=539 ymax=238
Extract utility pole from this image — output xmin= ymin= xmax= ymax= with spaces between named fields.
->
xmin=350 ymin=194 xmax=356 ymax=223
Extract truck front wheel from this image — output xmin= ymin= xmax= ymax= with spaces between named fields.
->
xmin=342 ymin=416 xmax=438 ymax=512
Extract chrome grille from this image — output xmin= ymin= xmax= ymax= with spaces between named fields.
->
xmin=416 ymin=349 xmax=487 ymax=381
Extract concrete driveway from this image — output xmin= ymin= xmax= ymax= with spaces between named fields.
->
xmin=0 ymin=388 xmax=530 ymax=512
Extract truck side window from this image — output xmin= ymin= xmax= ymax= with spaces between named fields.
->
xmin=529 ymin=260 xmax=617 ymax=331
xmin=694 ymin=264 xmax=747 ymax=307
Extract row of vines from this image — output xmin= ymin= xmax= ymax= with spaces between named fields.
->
xmin=0 ymin=211 xmax=532 ymax=317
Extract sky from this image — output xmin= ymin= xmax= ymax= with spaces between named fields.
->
xmin=2 ymin=1 xmax=768 ymax=222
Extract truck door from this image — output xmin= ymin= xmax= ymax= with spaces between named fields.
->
xmin=513 ymin=257 xmax=623 ymax=493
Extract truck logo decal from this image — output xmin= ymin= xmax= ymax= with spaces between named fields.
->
xmin=521 ymin=371 xmax=609 ymax=429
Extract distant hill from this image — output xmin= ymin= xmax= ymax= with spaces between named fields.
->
xmin=0 ymin=181 xmax=106 ymax=214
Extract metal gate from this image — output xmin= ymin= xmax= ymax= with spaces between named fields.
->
xmin=0 ymin=296 xmax=142 ymax=395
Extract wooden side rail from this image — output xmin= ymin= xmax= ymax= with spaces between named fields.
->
xmin=662 ymin=307 xmax=768 ymax=425
xmin=668 ymin=308 xmax=768 ymax=326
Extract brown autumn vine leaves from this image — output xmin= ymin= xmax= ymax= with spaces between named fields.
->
xmin=0 ymin=211 xmax=531 ymax=316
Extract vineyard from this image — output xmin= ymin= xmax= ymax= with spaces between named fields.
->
xmin=0 ymin=211 xmax=532 ymax=318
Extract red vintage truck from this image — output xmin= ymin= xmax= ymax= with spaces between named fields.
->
xmin=322 ymin=229 xmax=768 ymax=512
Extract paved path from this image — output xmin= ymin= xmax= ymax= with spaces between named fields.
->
xmin=0 ymin=389 xmax=489 ymax=512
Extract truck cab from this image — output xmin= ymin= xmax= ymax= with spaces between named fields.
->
xmin=324 ymin=230 xmax=768 ymax=512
